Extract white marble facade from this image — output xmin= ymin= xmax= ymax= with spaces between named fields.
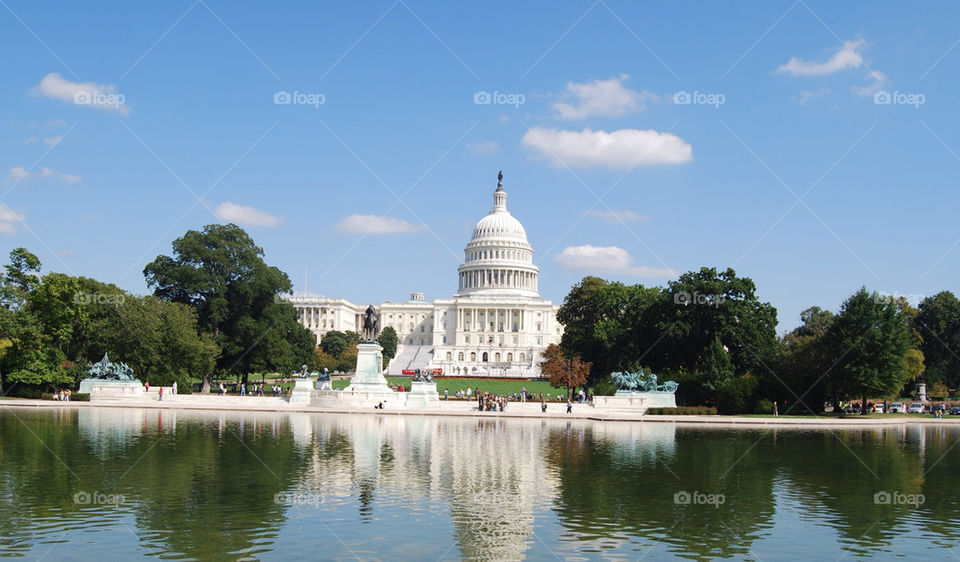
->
xmin=288 ymin=175 xmax=562 ymax=377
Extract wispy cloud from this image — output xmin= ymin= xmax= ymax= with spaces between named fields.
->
xmin=336 ymin=214 xmax=425 ymax=234
xmin=775 ymin=40 xmax=865 ymax=76
xmin=553 ymin=74 xmax=656 ymax=119
xmin=22 ymin=135 xmax=62 ymax=146
xmin=5 ymin=166 xmax=81 ymax=184
xmin=0 ymin=203 xmax=26 ymax=235
xmin=555 ymin=244 xmax=675 ymax=278
xmin=31 ymin=73 xmax=129 ymax=115
xmin=214 ymin=202 xmax=283 ymax=227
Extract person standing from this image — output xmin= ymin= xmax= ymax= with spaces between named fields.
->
xmin=172 ymin=381 xmax=178 ymax=395
xmin=566 ymin=398 xmax=573 ymax=414
xmin=158 ymin=386 xmax=163 ymax=401
xmin=773 ymin=401 xmax=778 ymax=416
xmin=443 ymin=389 xmax=449 ymax=400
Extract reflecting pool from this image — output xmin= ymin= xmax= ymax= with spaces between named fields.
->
xmin=1 ymin=407 xmax=958 ymax=559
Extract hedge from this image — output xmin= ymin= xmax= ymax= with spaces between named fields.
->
xmin=645 ymin=406 xmax=717 ymax=415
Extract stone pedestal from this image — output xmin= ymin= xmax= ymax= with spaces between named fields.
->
xmin=915 ymin=382 xmax=927 ymax=402
xmin=592 ymin=392 xmax=677 ymax=413
xmin=315 ymin=380 xmax=333 ymax=391
xmin=345 ymin=343 xmax=390 ymax=392
xmin=78 ymin=379 xmax=144 ymax=400
xmin=405 ymin=381 xmax=440 ymax=409
xmin=289 ymin=378 xmax=314 ymax=406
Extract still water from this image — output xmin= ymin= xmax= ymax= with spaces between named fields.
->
xmin=0 ymin=407 xmax=957 ymax=560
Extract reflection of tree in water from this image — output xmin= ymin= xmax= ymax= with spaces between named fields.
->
xmin=358 ymin=478 xmax=376 ymax=522
xmin=545 ymin=426 xmax=776 ymax=558
xmin=775 ymin=426 xmax=933 ymax=554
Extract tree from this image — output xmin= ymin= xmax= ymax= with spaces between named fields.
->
xmin=557 ymin=276 xmax=660 ymax=385
xmin=320 ymin=331 xmax=351 ymax=359
xmin=144 ymin=224 xmax=315 ymax=391
xmin=915 ymin=291 xmax=960 ymax=388
xmin=827 ymin=288 xmax=911 ymax=413
xmin=659 ymin=267 xmax=778 ymax=379
xmin=378 ymin=326 xmax=398 ymax=363
xmin=1 ymin=247 xmax=41 ymax=310
xmin=540 ymin=344 xmax=591 ymax=401
xmin=773 ymin=306 xmax=837 ymax=413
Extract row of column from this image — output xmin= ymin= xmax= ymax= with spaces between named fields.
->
xmin=459 ymin=268 xmax=537 ymax=291
xmin=457 ymin=308 xmax=524 ymax=333
xmin=300 ymin=307 xmax=330 ymax=329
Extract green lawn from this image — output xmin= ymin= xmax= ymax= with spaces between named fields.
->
xmin=331 ymin=377 xmax=564 ymax=398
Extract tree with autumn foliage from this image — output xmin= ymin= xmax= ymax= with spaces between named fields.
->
xmin=540 ymin=344 xmax=591 ymax=401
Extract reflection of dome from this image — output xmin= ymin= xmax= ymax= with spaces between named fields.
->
xmin=457 ymin=173 xmax=541 ymax=298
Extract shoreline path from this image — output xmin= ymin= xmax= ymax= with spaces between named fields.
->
xmin=2 ymin=394 xmax=958 ymax=427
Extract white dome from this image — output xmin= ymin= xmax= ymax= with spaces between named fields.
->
xmin=457 ymin=173 xmax=540 ymax=297
xmin=470 ymin=212 xmax=529 ymax=246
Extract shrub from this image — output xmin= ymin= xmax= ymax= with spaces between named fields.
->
xmin=716 ymin=376 xmax=760 ymax=415
xmin=754 ymin=399 xmax=774 ymax=415
xmin=71 ymin=393 xmax=90 ymax=402
xmin=646 ymin=406 xmax=718 ymax=415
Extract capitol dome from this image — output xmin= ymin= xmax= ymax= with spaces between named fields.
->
xmin=457 ymin=172 xmax=540 ymax=298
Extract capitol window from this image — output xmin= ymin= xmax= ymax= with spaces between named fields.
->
xmin=507 ymin=353 xmax=513 ymax=362
xmin=482 ymin=352 xmax=488 ymax=362
xmin=470 ymin=352 xmax=476 ymax=362
xmin=520 ymin=353 xmax=526 ymax=362
xmin=494 ymin=352 xmax=500 ymax=362
xmin=446 ymin=352 xmax=452 ymax=361
xmin=458 ymin=352 xmax=464 ymax=361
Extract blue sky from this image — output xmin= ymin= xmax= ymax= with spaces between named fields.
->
xmin=2 ymin=1 xmax=959 ymax=332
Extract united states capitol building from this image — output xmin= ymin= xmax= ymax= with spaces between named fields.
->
xmin=287 ymin=173 xmax=562 ymax=378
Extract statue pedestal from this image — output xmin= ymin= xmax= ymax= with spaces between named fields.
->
xmin=405 ymin=381 xmax=440 ymax=409
xmin=315 ymin=380 xmax=333 ymax=391
xmin=289 ymin=379 xmax=314 ymax=406
xmin=344 ymin=343 xmax=390 ymax=392
xmin=592 ymin=392 xmax=676 ymax=413
xmin=78 ymin=379 xmax=144 ymax=400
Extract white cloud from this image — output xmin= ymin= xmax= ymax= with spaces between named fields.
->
xmin=466 ymin=141 xmax=500 ymax=155
xmin=31 ymin=73 xmax=129 ymax=115
xmin=775 ymin=40 xmax=866 ymax=76
xmin=0 ymin=203 xmax=26 ymax=235
xmin=851 ymin=70 xmax=887 ymax=96
xmin=22 ymin=136 xmax=62 ymax=145
xmin=214 ymin=202 xmax=283 ymax=227
xmin=4 ymin=165 xmax=81 ymax=184
xmin=586 ymin=209 xmax=648 ymax=223
xmin=336 ymin=214 xmax=424 ymax=234
xmin=553 ymin=74 xmax=655 ymax=119
xmin=523 ymin=127 xmax=692 ymax=170
xmin=555 ymin=245 xmax=675 ymax=278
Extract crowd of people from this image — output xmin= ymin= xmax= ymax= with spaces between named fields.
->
xmin=52 ymin=389 xmax=71 ymax=401
xmin=216 ymin=382 xmax=289 ymax=396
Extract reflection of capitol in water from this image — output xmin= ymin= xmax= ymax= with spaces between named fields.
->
xmin=294 ymin=415 xmax=676 ymax=560
xmin=72 ymin=409 xmax=676 ymax=560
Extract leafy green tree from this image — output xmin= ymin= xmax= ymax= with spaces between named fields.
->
xmin=144 ymin=224 xmax=314 ymax=391
xmin=1 ymin=247 xmax=41 ymax=310
xmin=827 ymin=288 xmax=911 ymax=412
xmin=773 ymin=306 xmax=836 ymax=413
xmin=377 ymin=326 xmax=398 ymax=362
xmin=557 ymin=276 xmax=659 ymax=384
xmin=915 ymin=291 xmax=960 ymax=388
xmin=660 ymin=267 xmax=778 ymax=380
xmin=320 ymin=330 xmax=351 ymax=358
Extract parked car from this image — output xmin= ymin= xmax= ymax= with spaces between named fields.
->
xmin=907 ymin=403 xmax=924 ymax=414
xmin=950 ymin=406 xmax=960 ymax=416
xmin=930 ymin=404 xmax=947 ymax=414
xmin=873 ymin=403 xmax=885 ymax=413
xmin=889 ymin=402 xmax=905 ymax=413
